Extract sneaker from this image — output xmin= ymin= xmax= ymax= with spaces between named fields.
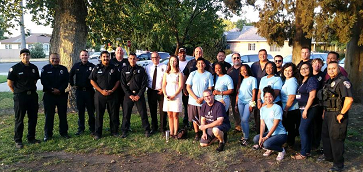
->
xmin=276 ymin=148 xmax=286 ymax=161
xmin=252 ymin=144 xmax=260 ymax=150
xmin=328 ymin=166 xmax=343 ymax=172
xmin=263 ymin=149 xmax=274 ymax=156
xmin=240 ymin=138 xmax=248 ymax=146
xmin=145 ymin=131 xmax=151 ymax=138
xmin=28 ymin=139 xmax=41 ymax=144
xmin=61 ymin=134 xmax=70 ymax=139
xmin=15 ymin=142 xmax=24 ymax=149
xmin=43 ymin=136 xmax=52 ymax=142
xmin=121 ymin=132 xmax=128 ymax=138
xmin=75 ymin=130 xmax=84 ymax=136
xmin=93 ymin=135 xmax=101 ymax=140
xmin=216 ymin=142 xmax=225 ymax=152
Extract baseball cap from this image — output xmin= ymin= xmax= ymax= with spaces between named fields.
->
xmin=178 ymin=48 xmax=186 ymax=53
xmin=20 ymin=48 xmax=30 ymax=55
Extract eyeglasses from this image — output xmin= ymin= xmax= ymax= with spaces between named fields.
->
xmin=300 ymin=67 xmax=309 ymax=71
xmin=275 ymin=60 xmax=282 ymax=63
xmin=151 ymin=57 xmax=159 ymax=59
xmin=233 ymin=57 xmax=240 ymax=60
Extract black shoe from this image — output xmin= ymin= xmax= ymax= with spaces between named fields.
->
xmin=90 ymin=132 xmax=96 ymax=136
xmin=216 ymin=142 xmax=225 ymax=152
xmin=28 ymin=139 xmax=41 ymax=144
xmin=240 ymin=138 xmax=248 ymax=146
xmin=328 ymin=166 xmax=343 ymax=172
xmin=15 ymin=142 xmax=24 ymax=149
xmin=43 ymin=136 xmax=52 ymax=142
xmin=121 ymin=132 xmax=128 ymax=138
xmin=61 ymin=134 xmax=70 ymax=139
xmin=145 ymin=131 xmax=151 ymax=138
xmin=75 ymin=130 xmax=84 ymax=136
xmin=150 ymin=130 xmax=157 ymax=135
xmin=194 ymin=132 xmax=200 ymax=141
xmin=112 ymin=133 xmax=120 ymax=137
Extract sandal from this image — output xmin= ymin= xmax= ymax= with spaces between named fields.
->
xmin=252 ymin=144 xmax=260 ymax=150
xmin=291 ymin=153 xmax=306 ymax=160
xmin=240 ymin=138 xmax=248 ymax=146
xmin=263 ymin=149 xmax=274 ymax=156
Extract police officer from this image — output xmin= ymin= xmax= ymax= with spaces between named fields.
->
xmin=41 ymin=53 xmax=70 ymax=141
xmin=89 ymin=51 xmax=120 ymax=139
xmin=69 ymin=50 xmax=95 ymax=135
xmin=120 ymin=53 xmax=151 ymax=138
xmin=110 ymin=47 xmax=129 ymax=120
xmin=7 ymin=49 xmax=40 ymax=148
xmin=319 ymin=61 xmax=353 ymax=172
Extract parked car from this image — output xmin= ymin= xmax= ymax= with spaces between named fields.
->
xmin=283 ymin=53 xmax=328 ymax=65
xmin=160 ymin=55 xmax=194 ymax=65
xmin=339 ymin=57 xmax=345 ymax=68
xmin=89 ymin=52 xmax=101 ymax=59
xmin=136 ymin=52 xmax=170 ymax=68
xmin=225 ymin=53 xmax=273 ymax=66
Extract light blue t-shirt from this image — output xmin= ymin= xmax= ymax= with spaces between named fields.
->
xmin=259 ymin=75 xmax=282 ymax=103
xmin=186 ymin=71 xmax=214 ymax=106
xmin=237 ymin=76 xmax=257 ymax=104
xmin=260 ymin=104 xmax=287 ymax=136
xmin=281 ymin=77 xmax=299 ymax=111
xmin=214 ymin=75 xmax=234 ymax=110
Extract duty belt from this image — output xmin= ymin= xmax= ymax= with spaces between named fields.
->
xmin=326 ymin=108 xmax=340 ymax=112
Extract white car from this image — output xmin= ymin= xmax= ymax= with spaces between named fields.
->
xmin=225 ymin=53 xmax=273 ymax=66
xmin=89 ymin=52 xmax=101 ymax=59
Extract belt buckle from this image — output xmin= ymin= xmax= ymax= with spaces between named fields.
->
xmin=27 ymin=91 xmax=31 ymax=95
xmin=82 ymin=87 xmax=87 ymax=91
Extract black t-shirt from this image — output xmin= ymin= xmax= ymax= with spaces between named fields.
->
xmin=7 ymin=62 xmax=40 ymax=93
xmin=89 ymin=63 xmax=120 ymax=91
xmin=69 ymin=61 xmax=95 ymax=88
xmin=251 ymin=61 xmax=266 ymax=85
xmin=41 ymin=64 xmax=69 ymax=94
xmin=227 ymin=66 xmax=240 ymax=95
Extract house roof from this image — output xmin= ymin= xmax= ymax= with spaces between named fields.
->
xmin=0 ymin=33 xmax=51 ymax=44
xmin=225 ymin=26 xmax=266 ymax=42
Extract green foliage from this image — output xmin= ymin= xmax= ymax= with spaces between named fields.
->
xmin=223 ymin=19 xmax=236 ymax=31
xmin=203 ymin=34 xmax=228 ymax=61
xmin=0 ymin=75 xmax=7 ymax=84
xmin=235 ymin=19 xmax=252 ymax=30
xmin=30 ymin=43 xmax=46 ymax=58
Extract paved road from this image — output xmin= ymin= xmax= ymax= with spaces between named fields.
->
xmin=0 ymin=59 xmax=100 ymax=92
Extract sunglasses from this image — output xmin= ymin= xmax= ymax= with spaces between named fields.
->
xmin=275 ymin=60 xmax=282 ymax=63
xmin=233 ymin=57 xmax=240 ymax=60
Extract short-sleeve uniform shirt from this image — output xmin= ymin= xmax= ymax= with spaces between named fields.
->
xmin=260 ymin=104 xmax=287 ymax=136
xmin=186 ymin=71 xmax=214 ymax=106
xmin=89 ymin=64 xmax=120 ymax=91
xmin=7 ymin=62 xmax=40 ymax=93
xmin=259 ymin=75 xmax=283 ymax=103
xmin=237 ymin=76 xmax=257 ymax=104
xmin=281 ymin=77 xmax=299 ymax=111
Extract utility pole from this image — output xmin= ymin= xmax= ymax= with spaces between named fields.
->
xmin=20 ymin=0 xmax=26 ymax=49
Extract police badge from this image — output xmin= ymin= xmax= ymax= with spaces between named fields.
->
xmin=318 ymin=76 xmax=322 ymax=81
xmin=9 ymin=68 xmax=13 ymax=72
xmin=331 ymin=81 xmax=335 ymax=87
xmin=60 ymin=70 xmax=63 ymax=74
xmin=89 ymin=67 xmax=92 ymax=71
xmin=32 ymin=69 xmax=35 ymax=73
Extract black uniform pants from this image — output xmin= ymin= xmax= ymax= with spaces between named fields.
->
xmin=147 ymin=89 xmax=167 ymax=132
xmin=75 ymin=89 xmax=95 ymax=132
xmin=13 ymin=92 xmax=38 ymax=143
xmin=94 ymin=92 xmax=119 ymax=137
xmin=282 ymin=109 xmax=301 ymax=146
xmin=312 ymin=106 xmax=324 ymax=148
xmin=43 ymin=93 xmax=68 ymax=137
xmin=322 ymin=111 xmax=348 ymax=168
xmin=122 ymin=95 xmax=150 ymax=133
xmin=229 ymin=94 xmax=241 ymax=129
xmin=182 ymin=91 xmax=189 ymax=126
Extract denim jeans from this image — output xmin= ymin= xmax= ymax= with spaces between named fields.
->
xmin=238 ymin=102 xmax=251 ymax=138
xmin=253 ymin=132 xmax=287 ymax=152
xmin=299 ymin=106 xmax=318 ymax=156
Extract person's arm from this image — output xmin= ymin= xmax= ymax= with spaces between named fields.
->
xmin=200 ymin=116 xmax=207 ymax=140
xmin=265 ymin=119 xmax=280 ymax=138
xmin=187 ymin=84 xmax=199 ymax=101
xmin=250 ymin=88 xmax=257 ymax=111
xmin=109 ymin=81 xmax=120 ymax=94
xmin=58 ymin=68 xmax=69 ymax=94
xmin=257 ymin=89 xmax=262 ymax=109
xmin=259 ymin=119 xmax=266 ymax=147
xmin=90 ymin=79 xmax=108 ymax=96
xmin=337 ymin=97 xmax=353 ymax=123
xmin=137 ymin=68 xmax=148 ymax=98
xmin=162 ymin=73 xmax=167 ymax=97
xmin=120 ymin=69 xmax=133 ymax=97
xmin=204 ymin=117 xmax=223 ymax=129
xmin=302 ymin=90 xmax=316 ymax=119
xmin=7 ymin=80 xmax=14 ymax=93
xmin=69 ymin=65 xmax=76 ymax=86
xmin=284 ymin=95 xmax=295 ymax=111
xmin=172 ymin=72 xmax=184 ymax=98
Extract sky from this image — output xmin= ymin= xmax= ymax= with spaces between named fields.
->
xmin=6 ymin=5 xmax=260 ymax=37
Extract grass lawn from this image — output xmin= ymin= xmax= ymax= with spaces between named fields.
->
xmin=0 ymin=91 xmax=362 ymax=171
xmin=0 ymin=75 xmax=7 ymax=84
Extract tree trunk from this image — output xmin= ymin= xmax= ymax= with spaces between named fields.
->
xmin=50 ymin=0 xmax=88 ymax=111
xmin=345 ymin=15 xmax=363 ymax=103
xmin=292 ymin=0 xmax=312 ymax=64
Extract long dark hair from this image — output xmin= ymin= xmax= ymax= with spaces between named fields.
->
xmin=298 ymin=62 xmax=313 ymax=84
xmin=236 ymin=64 xmax=253 ymax=92
xmin=213 ymin=62 xmax=226 ymax=85
xmin=166 ymin=55 xmax=180 ymax=74
xmin=281 ymin=62 xmax=298 ymax=82
xmin=265 ymin=61 xmax=278 ymax=76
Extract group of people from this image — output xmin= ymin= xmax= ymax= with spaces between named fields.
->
xmin=8 ymin=46 xmax=352 ymax=171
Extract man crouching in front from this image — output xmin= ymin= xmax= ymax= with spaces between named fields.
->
xmin=199 ymin=89 xmax=231 ymax=152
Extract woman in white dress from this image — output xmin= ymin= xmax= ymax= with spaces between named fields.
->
xmin=162 ymin=55 xmax=184 ymax=138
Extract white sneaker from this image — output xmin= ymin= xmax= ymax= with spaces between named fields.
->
xmin=263 ymin=149 xmax=274 ymax=156
xmin=276 ymin=148 xmax=286 ymax=161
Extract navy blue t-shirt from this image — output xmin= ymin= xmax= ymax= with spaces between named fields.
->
xmin=297 ymin=77 xmax=318 ymax=107
xmin=201 ymin=101 xmax=231 ymax=130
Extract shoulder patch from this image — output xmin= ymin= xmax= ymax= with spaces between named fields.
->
xmin=343 ymin=81 xmax=351 ymax=89
xmin=9 ymin=68 xmax=13 ymax=72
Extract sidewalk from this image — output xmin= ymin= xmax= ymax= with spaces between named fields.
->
xmin=0 ymin=80 xmax=43 ymax=92
xmin=0 ymin=58 xmax=48 ymax=63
